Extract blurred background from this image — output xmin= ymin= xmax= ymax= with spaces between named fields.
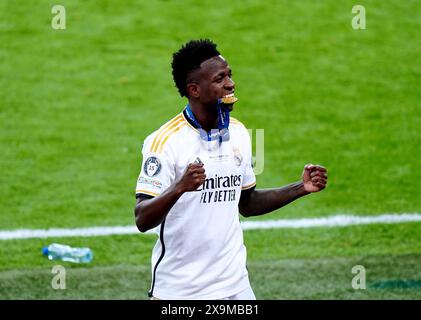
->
xmin=0 ymin=0 xmax=420 ymax=299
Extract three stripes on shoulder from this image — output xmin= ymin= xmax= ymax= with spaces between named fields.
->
xmin=149 ymin=113 xmax=243 ymax=154
xmin=149 ymin=114 xmax=185 ymax=154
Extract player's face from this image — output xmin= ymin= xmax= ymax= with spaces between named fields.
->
xmin=197 ymin=56 xmax=235 ymax=110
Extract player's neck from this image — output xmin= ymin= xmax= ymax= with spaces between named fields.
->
xmin=188 ymin=101 xmax=218 ymax=132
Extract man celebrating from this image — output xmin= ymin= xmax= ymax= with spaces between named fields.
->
xmin=134 ymin=39 xmax=327 ymax=300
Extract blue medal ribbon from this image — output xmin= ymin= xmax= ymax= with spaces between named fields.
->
xmin=185 ymin=101 xmax=230 ymax=143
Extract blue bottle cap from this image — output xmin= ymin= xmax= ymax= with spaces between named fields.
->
xmin=42 ymin=246 xmax=48 ymax=256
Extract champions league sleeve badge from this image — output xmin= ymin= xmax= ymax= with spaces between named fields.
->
xmin=144 ymin=156 xmax=162 ymax=177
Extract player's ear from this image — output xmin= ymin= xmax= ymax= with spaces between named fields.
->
xmin=187 ymin=82 xmax=200 ymax=98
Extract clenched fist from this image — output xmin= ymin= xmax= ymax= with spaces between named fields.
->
xmin=175 ymin=163 xmax=206 ymax=193
xmin=302 ymin=164 xmax=328 ymax=193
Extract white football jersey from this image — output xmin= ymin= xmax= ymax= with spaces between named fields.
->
xmin=135 ymin=108 xmax=256 ymax=300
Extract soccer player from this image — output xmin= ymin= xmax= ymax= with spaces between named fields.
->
xmin=134 ymin=39 xmax=327 ymax=300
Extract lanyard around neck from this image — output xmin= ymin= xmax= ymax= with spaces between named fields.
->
xmin=185 ymin=103 xmax=230 ymax=143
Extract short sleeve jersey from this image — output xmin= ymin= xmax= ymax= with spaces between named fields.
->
xmin=136 ymin=109 xmax=256 ymax=299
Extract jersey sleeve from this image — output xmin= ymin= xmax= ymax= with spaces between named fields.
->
xmin=241 ymin=127 xmax=256 ymax=190
xmin=135 ymin=135 xmax=176 ymax=198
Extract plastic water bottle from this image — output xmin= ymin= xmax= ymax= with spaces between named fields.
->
xmin=42 ymin=243 xmax=93 ymax=263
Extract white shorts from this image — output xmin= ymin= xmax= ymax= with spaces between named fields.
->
xmin=151 ymin=287 xmax=257 ymax=300
xmin=219 ymin=287 xmax=256 ymax=300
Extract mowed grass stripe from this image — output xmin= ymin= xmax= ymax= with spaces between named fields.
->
xmin=1 ymin=254 xmax=421 ymax=299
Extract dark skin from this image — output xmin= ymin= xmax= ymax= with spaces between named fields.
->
xmin=134 ymin=56 xmax=328 ymax=232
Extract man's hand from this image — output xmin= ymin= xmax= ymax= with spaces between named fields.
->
xmin=302 ymin=164 xmax=328 ymax=193
xmin=175 ymin=163 xmax=206 ymax=193
xmin=135 ymin=162 xmax=206 ymax=232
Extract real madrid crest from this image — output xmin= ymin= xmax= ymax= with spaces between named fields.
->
xmin=144 ymin=156 xmax=162 ymax=177
xmin=232 ymin=147 xmax=243 ymax=167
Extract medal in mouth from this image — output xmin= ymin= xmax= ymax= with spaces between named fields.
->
xmin=220 ymin=93 xmax=238 ymax=105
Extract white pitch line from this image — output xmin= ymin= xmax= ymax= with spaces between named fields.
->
xmin=240 ymin=213 xmax=421 ymax=230
xmin=0 ymin=214 xmax=420 ymax=240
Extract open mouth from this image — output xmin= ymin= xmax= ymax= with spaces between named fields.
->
xmin=220 ymin=93 xmax=238 ymax=104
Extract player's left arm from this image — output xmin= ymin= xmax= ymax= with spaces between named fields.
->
xmin=239 ymin=164 xmax=327 ymax=217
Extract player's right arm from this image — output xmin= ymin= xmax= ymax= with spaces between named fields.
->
xmin=134 ymin=163 xmax=205 ymax=232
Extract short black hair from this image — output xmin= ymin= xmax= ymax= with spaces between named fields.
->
xmin=171 ymin=39 xmax=220 ymax=97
